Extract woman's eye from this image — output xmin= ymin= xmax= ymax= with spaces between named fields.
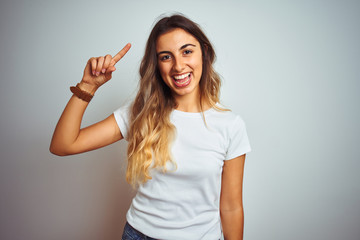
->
xmin=160 ymin=55 xmax=171 ymax=61
xmin=183 ymin=50 xmax=192 ymax=55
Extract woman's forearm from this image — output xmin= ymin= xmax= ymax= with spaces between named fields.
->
xmin=221 ymin=208 xmax=244 ymax=240
xmin=50 ymin=82 xmax=98 ymax=156
xmin=50 ymin=96 xmax=88 ymax=155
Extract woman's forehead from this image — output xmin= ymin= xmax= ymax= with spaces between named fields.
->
xmin=156 ymin=28 xmax=199 ymax=52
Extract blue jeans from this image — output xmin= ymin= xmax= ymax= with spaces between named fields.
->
xmin=121 ymin=222 xmax=157 ymax=240
xmin=121 ymin=222 xmax=221 ymax=240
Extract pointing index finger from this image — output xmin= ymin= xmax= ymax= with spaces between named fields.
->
xmin=112 ymin=43 xmax=131 ymax=64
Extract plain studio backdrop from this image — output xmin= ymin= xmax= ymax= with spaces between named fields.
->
xmin=0 ymin=0 xmax=359 ymax=239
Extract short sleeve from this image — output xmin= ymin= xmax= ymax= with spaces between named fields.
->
xmin=225 ymin=115 xmax=251 ymax=160
xmin=113 ymin=104 xmax=131 ymax=141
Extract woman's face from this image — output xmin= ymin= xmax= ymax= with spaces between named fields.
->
xmin=156 ymin=28 xmax=203 ymax=101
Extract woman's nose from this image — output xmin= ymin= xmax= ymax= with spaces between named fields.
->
xmin=172 ymin=57 xmax=185 ymax=72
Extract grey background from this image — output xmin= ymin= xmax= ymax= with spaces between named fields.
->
xmin=1 ymin=0 xmax=359 ymax=239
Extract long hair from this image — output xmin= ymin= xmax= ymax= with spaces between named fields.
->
xmin=126 ymin=14 xmax=224 ymax=187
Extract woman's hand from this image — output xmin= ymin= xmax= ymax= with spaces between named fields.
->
xmin=80 ymin=43 xmax=131 ymax=93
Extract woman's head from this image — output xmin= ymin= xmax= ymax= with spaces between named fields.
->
xmin=156 ymin=28 xmax=203 ymax=101
xmin=139 ymin=14 xmax=219 ymax=107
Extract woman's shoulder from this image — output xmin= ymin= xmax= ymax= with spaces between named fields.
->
xmin=209 ymin=104 xmax=245 ymax=123
xmin=114 ymin=101 xmax=133 ymax=116
xmin=113 ymin=101 xmax=133 ymax=140
xmin=205 ymin=108 xmax=247 ymax=137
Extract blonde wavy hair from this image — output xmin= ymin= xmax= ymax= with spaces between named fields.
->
xmin=126 ymin=14 xmax=225 ymax=187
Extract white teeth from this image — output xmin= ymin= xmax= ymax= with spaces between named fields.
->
xmin=174 ymin=73 xmax=190 ymax=80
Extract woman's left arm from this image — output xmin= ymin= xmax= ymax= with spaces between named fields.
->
xmin=220 ymin=154 xmax=246 ymax=240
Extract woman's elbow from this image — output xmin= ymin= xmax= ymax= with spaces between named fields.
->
xmin=49 ymin=143 xmax=70 ymax=156
xmin=220 ymin=199 xmax=243 ymax=213
xmin=220 ymin=205 xmax=243 ymax=214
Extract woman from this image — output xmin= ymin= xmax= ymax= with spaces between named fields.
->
xmin=50 ymin=14 xmax=251 ymax=240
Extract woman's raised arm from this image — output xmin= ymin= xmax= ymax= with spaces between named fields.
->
xmin=49 ymin=43 xmax=131 ymax=156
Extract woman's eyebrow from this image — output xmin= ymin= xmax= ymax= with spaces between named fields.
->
xmin=179 ymin=43 xmax=196 ymax=50
xmin=157 ymin=44 xmax=196 ymax=56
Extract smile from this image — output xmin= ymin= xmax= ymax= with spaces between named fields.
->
xmin=172 ymin=73 xmax=191 ymax=87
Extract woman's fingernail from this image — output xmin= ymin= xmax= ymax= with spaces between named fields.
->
xmin=101 ymin=69 xmax=106 ymax=74
xmin=92 ymin=70 xmax=96 ymax=75
xmin=96 ymin=72 xmax=100 ymax=76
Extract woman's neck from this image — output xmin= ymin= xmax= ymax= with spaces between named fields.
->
xmin=174 ymin=95 xmax=210 ymax=113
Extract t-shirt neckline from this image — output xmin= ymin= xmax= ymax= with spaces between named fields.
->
xmin=172 ymin=107 xmax=215 ymax=118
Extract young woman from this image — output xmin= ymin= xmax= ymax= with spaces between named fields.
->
xmin=50 ymin=14 xmax=251 ymax=240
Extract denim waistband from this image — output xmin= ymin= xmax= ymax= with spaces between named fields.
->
xmin=122 ymin=221 xmax=221 ymax=240
xmin=122 ymin=222 xmax=157 ymax=240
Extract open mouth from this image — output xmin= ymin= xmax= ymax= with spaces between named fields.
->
xmin=172 ymin=73 xmax=191 ymax=87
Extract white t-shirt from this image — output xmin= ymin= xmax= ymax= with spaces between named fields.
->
xmin=113 ymin=105 xmax=251 ymax=240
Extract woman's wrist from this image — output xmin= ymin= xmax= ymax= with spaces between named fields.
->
xmin=78 ymin=81 xmax=99 ymax=95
